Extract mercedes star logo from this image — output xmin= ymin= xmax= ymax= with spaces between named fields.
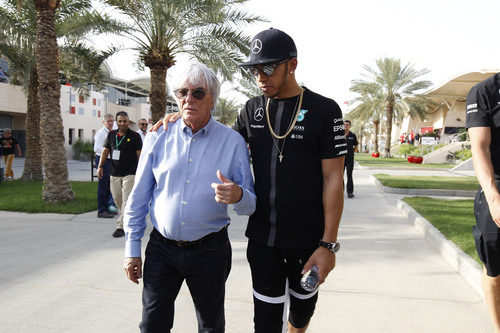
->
xmin=254 ymin=108 xmax=264 ymax=121
xmin=251 ymin=39 xmax=263 ymax=54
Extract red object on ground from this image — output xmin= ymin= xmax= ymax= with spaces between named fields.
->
xmin=413 ymin=156 xmax=423 ymax=164
xmin=407 ymin=156 xmax=415 ymax=163
xmin=371 ymin=152 xmax=380 ymax=158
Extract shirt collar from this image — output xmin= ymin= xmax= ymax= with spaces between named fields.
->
xmin=181 ymin=116 xmax=215 ymax=137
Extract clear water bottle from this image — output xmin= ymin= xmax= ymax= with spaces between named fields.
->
xmin=300 ymin=265 xmax=319 ymax=292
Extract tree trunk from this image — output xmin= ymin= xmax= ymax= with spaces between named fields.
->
xmin=22 ymin=66 xmax=43 ymax=181
xmin=373 ymin=120 xmax=380 ymax=154
xmin=383 ymin=102 xmax=394 ymax=158
xmin=36 ymin=5 xmax=74 ymax=202
xmin=149 ymin=65 xmax=167 ymax=123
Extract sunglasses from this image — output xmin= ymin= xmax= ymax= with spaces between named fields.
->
xmin=174 ymin=87 xmax=207 ymax=100
xmin=139 ymin=123 xmax=148 ymax=126
xmin=248 ymin=59 xmax=289 ymax=77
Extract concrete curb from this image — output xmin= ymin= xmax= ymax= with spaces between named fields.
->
xmin=370 ymin=175 xmax=476 ymax=197
xmin=396 ymin=199 xmax=483 ymax=297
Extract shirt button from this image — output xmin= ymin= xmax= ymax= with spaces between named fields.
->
xmin=182 ymin=222 xmax=186 ymax=225
xmin=186 ymin=180 xmax=190 ymax=183
xmin=182 ymin=201 xmax=187 ymax=205
xmin=192 ymin=138 xmax=196 ymax=142
xmin=189 ymin=158 xmax=193 ymax=162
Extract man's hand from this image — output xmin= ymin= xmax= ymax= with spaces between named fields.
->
xmin=211 ymin=170 xmax=243 ymax=204
xmin=301 ymin=247 xmax=335 ymax=285
xmin=123 ymin=257 xmax=143 ymax=284
xmin=150 ymin=112 xmax=181 ymax=132
xmin=97 ymin=167 xmax=104 ymax=179
xmin=487 ymin=195 xmax=500 ymax=228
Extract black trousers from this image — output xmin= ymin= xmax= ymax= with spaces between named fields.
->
xmin=344 ymin=157 xmax=354 ymax=195
xmin=247 ymin=240 xmax=318 ymax=332
xmin=140 ymin=228 xmax=231 ymax=333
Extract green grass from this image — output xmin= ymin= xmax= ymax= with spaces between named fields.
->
xmin=0 ymin=180 xmax=97 ymax=214
xmin=374 ymin=174 xmax=479 ymax=191
xmin=355 ymin=153 xmax=454 ymax=169
xmin=403 ymin=197 xmax=479 ymax=264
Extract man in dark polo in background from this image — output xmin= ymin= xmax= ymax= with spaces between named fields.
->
xmin=123 ymin=63 xmax=256 ymax=332
xmin=97 ymin=111 xmax=142 ymax=238
xmin=466 ymin=72 xmax=500 ymax=332
xmin=344 ymin=120 xmax=358 ymax=198
xmin=1 ymin=129 xmax=22 ymax=180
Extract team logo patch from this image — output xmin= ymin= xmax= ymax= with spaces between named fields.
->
xmin=297 ymin=109 xmax=308 ymax=122
xmin=254 ymin=108 xmax=264 ymax=121
xmin=251 ymin=39 xmax=262 ymax=54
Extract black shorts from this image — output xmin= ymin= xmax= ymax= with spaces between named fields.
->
xmin=246 ymin=240 xmax=318 ymax=332
xmin=473 ymin=184 xmax=500 ymax=277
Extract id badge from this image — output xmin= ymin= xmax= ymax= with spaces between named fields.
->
xmin=112 ymin=150 xmax=121 ymax=160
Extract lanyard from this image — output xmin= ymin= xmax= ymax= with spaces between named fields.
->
xmin=115 ymin=133 xmax=126 ymax=149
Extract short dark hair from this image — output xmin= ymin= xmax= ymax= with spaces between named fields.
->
xmin=115 ymin=111 xmax=128 ymax=120
xmin=344 ymin=120 xmax=351 ymax=125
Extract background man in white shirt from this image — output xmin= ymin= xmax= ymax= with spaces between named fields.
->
xmin=94 ymin=114 xmax=118 ymax=218
xmin=137 ymin=118 xmax=148 ymax=142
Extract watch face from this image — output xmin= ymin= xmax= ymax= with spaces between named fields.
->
xmin=332 ymin=242 xmax=340 ymax=253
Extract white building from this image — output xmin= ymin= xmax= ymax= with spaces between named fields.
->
xmin=0 ymin=62 xmax=178 ymax=159
xmin=392 ymin=70 xmax=498 ymax=142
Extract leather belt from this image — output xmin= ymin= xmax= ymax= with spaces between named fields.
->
xmin=151 ymin=225 xmax=228 ymax=248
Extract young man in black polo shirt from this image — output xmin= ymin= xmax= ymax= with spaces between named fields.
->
xmin=344 ymin=120 xmax=358 ymax=198
xmin=236 ymin=28 xmax=345 ymax=332
xmin=97 ymin=112 xmax=142 ymax=238
xmin=466 ymin=72 xmax=500 ymax=332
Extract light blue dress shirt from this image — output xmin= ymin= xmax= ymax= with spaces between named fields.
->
xmin=124 ymin=117 xmax=256 ymax=258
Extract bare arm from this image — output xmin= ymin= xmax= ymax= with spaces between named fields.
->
xmin=136 ymin=150 xmax=141 ymax=160
xmin=469 ymin=127 xmax=500 ymax=226
xmin=15 ymin=144 xmax=21 ymax=157
xmin=302 ymin=156 xmax=345 ymax=284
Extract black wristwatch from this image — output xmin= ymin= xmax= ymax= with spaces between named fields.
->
xmin=319 ymin=240 xmax=340 ymax=254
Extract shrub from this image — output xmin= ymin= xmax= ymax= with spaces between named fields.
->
xmin=455 ymin=148 xmax=472 ymax=161
xmin=398 ymin=143 xmax=417 ymax=157
xmin=72 ymin=140 xmax=94 ymax=161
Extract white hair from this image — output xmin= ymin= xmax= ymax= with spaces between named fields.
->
xmin=171 ymin=62 xmax=221 ymax=112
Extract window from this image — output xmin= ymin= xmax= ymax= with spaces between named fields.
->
xmin=78 ymin=107 xmax=84 ymax=115
xmin=98 ymin=111 xmax=101 ymax=118
xmin=92 ymin=109 xmax=97 ymax=117
xmin=78 ymin=129 xmax=84 ymax=140
xmin=93 ymin=98 xmax=96 ymax=105
xmin=79 ymin=95 xmax=84 ymax=103
xmin=71 ymin=94 xmax=76 ymax=102
xmin=68 ymin=128 xmax=74 ymax=145
xmin=70 ymin=106 xmax=75 ymax=114
xmin=98 ymin=100 xmax=101 ymax=107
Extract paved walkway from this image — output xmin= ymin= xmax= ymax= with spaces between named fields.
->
xmin=0 ymin=161 xmax=492 ymax=332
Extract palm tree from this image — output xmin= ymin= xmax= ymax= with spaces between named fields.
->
xmin=1 ymin=0 xmax=118 ymax=189
xmin=215 ymin=97 xmax=239 ymax=126
xmin=351 ymin=58 xmax=433 ymax=157
xmin=103 ymin=0 xmax=264 ymax=122
xmin=348 ymin=88 xmax=384 ymax=154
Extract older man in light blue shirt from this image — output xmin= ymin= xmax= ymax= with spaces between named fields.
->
xmin=123 ymin=63 xmax=255 ymax=333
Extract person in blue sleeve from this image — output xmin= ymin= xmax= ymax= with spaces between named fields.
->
xmin=122 ymin=62 xmax=256 ymax=333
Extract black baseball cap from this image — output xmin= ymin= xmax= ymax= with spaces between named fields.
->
xmin=239 ymin=28 xmax=297 ymax=67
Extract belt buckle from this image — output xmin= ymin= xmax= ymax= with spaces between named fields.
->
xmin=176 ymin=240 xmax=193 ymax=248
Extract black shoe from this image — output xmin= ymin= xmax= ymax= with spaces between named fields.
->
xmin=112 ymin=228 xmax=125 ymax=238
xmin=98 ymin=211 xmax=114 ymax=218
xmin=107 ymin=209 xmax=118 ymax=215
xmin=347 ymin=193 xmax=355 ymax=198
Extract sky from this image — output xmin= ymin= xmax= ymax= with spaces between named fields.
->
xmin=103 ymin=0 xmax=500 ymax=113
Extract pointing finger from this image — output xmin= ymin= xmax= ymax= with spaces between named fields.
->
xmin=217 ymin=170 xmax=232 ymax=184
